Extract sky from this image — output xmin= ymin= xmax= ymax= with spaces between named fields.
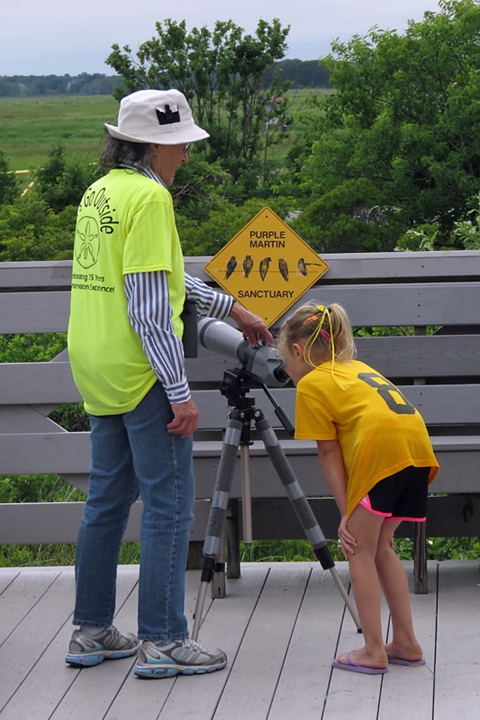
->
xmin=1 ymin=0 xmax=443 ymax=77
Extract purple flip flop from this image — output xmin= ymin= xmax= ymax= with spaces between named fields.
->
xmin=332 ymin=651 xmax=388 ymax=675
xmin=388 ymin=656 xmax=426 ymax=666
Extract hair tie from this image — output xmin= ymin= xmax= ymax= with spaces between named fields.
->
xmin=303 ymin=305 xmax=336 ymax=376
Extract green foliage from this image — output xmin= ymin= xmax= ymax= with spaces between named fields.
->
xmin=34 ymin=143 xmax=102 ymax=213
xmin=450 ymin=193 xmax=480 ymax=248
xmin=177 ymin=195 xmax=293 ymax=256
xmin=285 ymin=0 xmax=480 ymax=250
xmin=106 ymin=18 xmax=291 ymax=191
xmin=49 ymin=403 xmax=89 ymax=432
xmin=0 ymin=193 xmax=77 ymax=261
xmin=240 ymin=536 xmax=480 ymax=563
xmin=0 ymin=150 xmax=18 ymax=204
xmin=0 ymin=332 xmax=66 ymax=362
xmin=290 ymin=177 xmax=401 ymax=252
xmin=0 ymin=473 xmax=84 ymax=504
xmin=0 ymin=145 xmax=103 ymax=261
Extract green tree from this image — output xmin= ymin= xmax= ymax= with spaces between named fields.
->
xmin=0 ymin=150 xmax=19 ymax=205
xmin=106 ymin=18 xmax=291 ymax=191
xmin=176 ymin=195 xmax=292 ymax=255
xmin=288 ymin=0 xmax=480 ymax=249
xmin=34 ymin=144 xmax=102 ymax=213
xmin=0 ymin=193 xmax=77 ymax=261
xmin=291 ymin=178 xmax=401 ymax=253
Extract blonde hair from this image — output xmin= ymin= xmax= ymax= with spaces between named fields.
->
xmin=277 ymin=301 xmax=357 ymax=368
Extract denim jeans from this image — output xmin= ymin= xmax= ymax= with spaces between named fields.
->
xmin=73 ymin=382 xmax=195 ymax=642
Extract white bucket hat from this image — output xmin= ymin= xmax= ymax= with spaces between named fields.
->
xmin=105 ymin=89 xmax=209 ymax=145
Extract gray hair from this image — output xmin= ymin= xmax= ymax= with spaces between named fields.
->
xmin=100 ymin=134 xmax=153 ymax=172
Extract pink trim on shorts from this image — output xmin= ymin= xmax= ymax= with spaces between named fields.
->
xmin=359 ymin=495 xmax=426 ymax=523
xmin=359 ymin=495 xmax=391 ymax=518
xmin=384 ymin=516 xmax=426 ymax=524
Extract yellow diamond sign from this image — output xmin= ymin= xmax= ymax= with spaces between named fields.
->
xmin=204 ymin=207 xmax=330 ymax=327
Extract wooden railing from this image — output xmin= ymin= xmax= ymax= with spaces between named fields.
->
xmin=1 ymin=252 xmax=480 ymax=590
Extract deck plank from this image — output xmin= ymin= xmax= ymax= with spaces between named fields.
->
xmin=378 ymin=562 xmax=437 ymax=720
xmin=268 ymin=563 xmax=353 ymax=719
xmin=103 ymin=569 xmax=216 ymax=720
xmin=156 ymin=564 xmax=271 ymax=720
xmin=322 ymin=577 xmax=392 ymax=720
xmin=0 ymin=569 xmax=71 ymax=715
xmin=0 ymin=561 xmax=478 ymax=720
xmin=0 ymin=568 xmax=20 ymax=596
xmin=0 ymin=567 xmax=60 ymax=647
xmin=434 ymin=560 xmax=480 ymax=720
xmin=1 ymin=566 xmax=138 ymax=720
xmin=212 ymin=563 xmax=311 ymax=720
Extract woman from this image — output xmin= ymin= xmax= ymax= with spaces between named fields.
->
xmin=66 ymin=89 xmax=273 ymax=678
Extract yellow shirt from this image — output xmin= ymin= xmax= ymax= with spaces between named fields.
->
xmin=68 ymin=169 xmax=185 ymax=415
xmin=294 ymin=360 xmax=439 ymax=518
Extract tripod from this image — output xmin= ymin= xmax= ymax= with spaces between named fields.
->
xmin=191 ymin=367 xmax=362 ymax=641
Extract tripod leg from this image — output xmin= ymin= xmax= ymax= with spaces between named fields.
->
xmin=240 ymin=445 xmax=253 ymax=544
xmin=192 ymin=416 xmax=243 ymax=641
xmin=254 ymin=412 xmax=362 ymax=633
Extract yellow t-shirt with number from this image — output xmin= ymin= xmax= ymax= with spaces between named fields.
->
xmin=294 ymin=360 xmax=439 ymax=518
xmin=67 ymin=169 xmax=185 ymax=416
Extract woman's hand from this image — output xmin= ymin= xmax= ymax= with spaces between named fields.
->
xmin=228 ymin=302 xmax=274 ymax=347
xmin=168 ymin=398 xmax=199 ymax=437
xmin=338 ymin=514 xmax=358 ymax=559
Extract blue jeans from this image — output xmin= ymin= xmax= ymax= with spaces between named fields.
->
xmin=73 ymin=382 xmax=195 ymax=642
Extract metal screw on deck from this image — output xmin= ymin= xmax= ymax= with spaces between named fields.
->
xmin=191 ymin=341 xmax=362 ymax=641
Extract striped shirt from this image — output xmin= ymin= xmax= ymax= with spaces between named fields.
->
xmin=121 ymin=163 xmax=234 ymax=404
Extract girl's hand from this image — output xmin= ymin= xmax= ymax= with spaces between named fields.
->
xmin=338 ymin=514 xmax=357 ymax=559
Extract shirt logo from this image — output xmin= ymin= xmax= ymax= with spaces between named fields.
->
xmin=75 ymin=216 xmax=100 ymax=269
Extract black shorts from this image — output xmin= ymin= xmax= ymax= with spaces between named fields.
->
xmin=359 ymin=466 xmax=430 ymax=523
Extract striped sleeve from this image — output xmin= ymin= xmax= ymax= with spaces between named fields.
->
xmin=125 ymin=271 xmax=191 ymax=404
xmin=184 ymin=273 xmax=234 ymax=320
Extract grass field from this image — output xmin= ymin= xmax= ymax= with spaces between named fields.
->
xmin=0 ymin=89 xmax=332 ymax=176
xmin=0 ymin=95 xmax=118 ymax=172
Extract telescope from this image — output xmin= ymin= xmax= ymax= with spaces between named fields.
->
xmin=191 ymin=316 xmax=362 ymax=641
xmin=198 ymin=317 xmax=289 ymax=388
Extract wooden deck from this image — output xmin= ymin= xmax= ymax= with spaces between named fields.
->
xmin=0 ymin=560 xmax=478 ymax=719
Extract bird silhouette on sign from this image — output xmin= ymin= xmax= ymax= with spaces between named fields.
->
xmin=259 ymin=257 xmax=271 ymax=281
xmin=278 ymin=258 xmax=289 ymax=281
xmin=224 ymin=256 xmax=237 ymax=279
xmin=297 ymin=257 xmax=325 ymax=276
xmin=243 ymin=255 xmax=254 ymax=278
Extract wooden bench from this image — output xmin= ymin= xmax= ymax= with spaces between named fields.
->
xmin=1 ymin=251 xmax=480 ymax=593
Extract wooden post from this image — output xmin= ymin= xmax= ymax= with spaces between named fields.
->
xmin=412 ymin=326 xmax=428 ymax=594
xmin=187 ymin=541 xmax=203 ymax=570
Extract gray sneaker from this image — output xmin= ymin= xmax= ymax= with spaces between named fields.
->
xmin=134 ymin=638 xmax=227 ymax=678
xmin=65 ymin=625 xmax=140 ymax=667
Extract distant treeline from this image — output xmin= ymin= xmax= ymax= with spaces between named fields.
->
xmin=0 ymin=60 xmax=330 ymax=98
xmin=0 ymin=73 xmax=123 ymax=97
xmin=267 ymin=59 xmax=331 ymax=89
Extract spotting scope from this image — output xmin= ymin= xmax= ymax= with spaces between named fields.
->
xmin=197 ymin=317 xmax=289 ymax=388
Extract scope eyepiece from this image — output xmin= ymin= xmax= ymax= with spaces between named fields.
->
xmin=197 ymin=317 xmax=289 ymax=388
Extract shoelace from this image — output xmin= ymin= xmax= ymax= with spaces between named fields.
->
xmin=183 ymin=638 xmax=207 ymax=653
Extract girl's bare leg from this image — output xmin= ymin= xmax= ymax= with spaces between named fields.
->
xmin=375 ymin=521 xmax=424 ymax=662
xmin=335 ymin=505 xmax=388 ymax=669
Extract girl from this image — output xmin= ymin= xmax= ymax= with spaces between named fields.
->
xmin=277 ymin=302 xmax=439 ymax=674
